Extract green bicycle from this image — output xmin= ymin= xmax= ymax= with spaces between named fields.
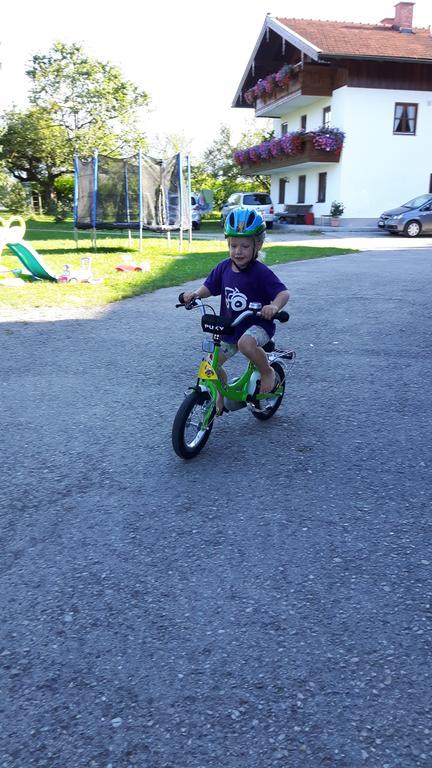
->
xmin=172 ymin=293 xmax=295 ymax=459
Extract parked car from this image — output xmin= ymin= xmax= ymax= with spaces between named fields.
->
xmin=220 ymin=192 xmax=275 ymax=229
xmin=190 ymin=193 xmax=201 ymax=230
xmin=378 ymin=194 xmax=432 ymax=237
xmin=167 ymin=193 xmax=202 ymax=229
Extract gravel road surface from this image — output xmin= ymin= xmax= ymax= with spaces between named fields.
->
xmin=1 ymin=245 xmax=431 ymax=767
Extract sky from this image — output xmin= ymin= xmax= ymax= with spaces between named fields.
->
xmin=1 ymin=0 xmax=431 ymax=158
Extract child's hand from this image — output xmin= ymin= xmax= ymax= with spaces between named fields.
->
xmin=261 ymin=303 xmax=278 ymax=320
xmin=182 ymin=291 xmax=196 ymax=304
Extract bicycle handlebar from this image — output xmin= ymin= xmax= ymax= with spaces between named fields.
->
xmin=176 ymin=293 xmax=289 ymax=325
xmin=230 ymin=308 xmax=289 ymax=325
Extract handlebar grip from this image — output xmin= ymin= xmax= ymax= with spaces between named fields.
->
xmin=276 ymin=310 xmax=289 ymax=323
xmin=176 ymin=291 xmax=198 ymax=310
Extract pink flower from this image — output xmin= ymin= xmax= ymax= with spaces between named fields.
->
xmin=258 ymin=141 xmax=271 ymax=159
xmin=269 ymin=138 xmax=281 ymax=156
xmin=234 ymin=149 xmax=247 ymax=165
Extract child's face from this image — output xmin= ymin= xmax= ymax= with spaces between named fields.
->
xmin=229 ymin=237 xmax=255 ymax=270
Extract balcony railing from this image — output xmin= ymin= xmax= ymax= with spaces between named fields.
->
xmin=233 ymin=130 xmax=345 ymax=174
xmin=243 ymin=64 xmax=334 ymax=117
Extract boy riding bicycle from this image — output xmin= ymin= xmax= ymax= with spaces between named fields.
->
xmin=182 ymin=207 xmax=290 ymax=414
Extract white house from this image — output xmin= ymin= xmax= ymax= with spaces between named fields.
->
xmin=232 ymin=2 xmax=432 ymax=226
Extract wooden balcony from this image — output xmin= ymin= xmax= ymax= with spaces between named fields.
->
xmin=239 ymin=134 xmax=342 ymax=176
xmin=255 ymin=64 xmax=334 ymax=117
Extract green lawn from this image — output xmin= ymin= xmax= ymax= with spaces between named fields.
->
xmin=0 ymin=217 xmax=358 ymax=309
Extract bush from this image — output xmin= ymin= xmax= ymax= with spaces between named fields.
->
xmin=330 ymin=201 xmax=345 ymax=217
xmin=0 ymin=170 xmax=30 ymax=215
xmin=52 ymin=201 xmax=72 ymax=222
xmin=54 ymin=174 xmax=74 ymax=205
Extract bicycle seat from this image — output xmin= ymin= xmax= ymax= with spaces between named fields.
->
xmin=262 ymin=339 xmax=275 ymax=353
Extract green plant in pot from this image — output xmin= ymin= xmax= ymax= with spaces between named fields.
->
xmin=330 ymin=200 xmax=344 ymax=226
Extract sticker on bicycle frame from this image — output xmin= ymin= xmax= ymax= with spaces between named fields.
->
xmin=198 ymin=360 xmax=218 ymax=380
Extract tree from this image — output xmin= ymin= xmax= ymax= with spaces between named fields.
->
xmin=0 ymin=108 xmax=70 ymax=210
xmin=191 ymin=123 xmax=272 ymax=209
xmin=149 ymin=132 xmax=193 ymax=160
xmin=26 ymin=41 xmax=149 ymax=156
xmin=0 ymin=164 xmax=30 ymax=214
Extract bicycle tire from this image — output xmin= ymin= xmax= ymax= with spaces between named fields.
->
xmin=172 ymin=391 xmax=216 ymax=459
xmin=248 ymin=361 xmax=285 ymax=421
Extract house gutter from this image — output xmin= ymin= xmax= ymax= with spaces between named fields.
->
xmin=319 ymin=53 xmax=432 ymax=64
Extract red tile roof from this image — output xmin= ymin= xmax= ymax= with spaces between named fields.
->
xmin=276 ymin=17 xmax=432 ymax=60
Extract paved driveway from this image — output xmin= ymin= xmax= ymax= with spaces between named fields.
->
xmin=1 ymin=245 xmax=431 ymax=767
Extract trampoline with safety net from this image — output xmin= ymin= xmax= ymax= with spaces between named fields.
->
xmin=73 ymin=151 xmax=192 ymax=251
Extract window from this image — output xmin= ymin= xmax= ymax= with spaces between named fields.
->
xmin=278 ymin=178 xmax=287 ymax=204
xmin=322 ymin=106 xmax=331 ymax=128
xmin=281 ymin=122 xmax=288 ymax=136
xmin=298 ymin=175 xmax=306 ymax=204
xmin=317 ymin=172 xmax=327 ymax=203
xmin=430 ymin=175 xmax=432 ymax=194
xmin=393 ymin=103 xmax=418 ymax=134
xmin=243 ymin=194 xmax=271 ymax=206
xmin=300 ymin=115 xmax=307 ymax=131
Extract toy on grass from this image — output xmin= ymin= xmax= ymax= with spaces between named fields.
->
xmin=115 ymin=255 xmax=151 ymax=273
xmin=58 ymin=257 xmax=102 ymax=284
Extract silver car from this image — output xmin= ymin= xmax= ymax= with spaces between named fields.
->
xmin=378 ymin=194 xmax=432 ymax=237
xmin=221 ymin=192 xmax=275 ymax=229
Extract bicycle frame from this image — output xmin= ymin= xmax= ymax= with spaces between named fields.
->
xmin=192 ymin=300 xmax=285 ymax=417
xmin=173 ymin=294 xmax=294 ymax=458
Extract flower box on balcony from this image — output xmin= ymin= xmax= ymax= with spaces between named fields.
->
xmin=234 ymin=129 xmax=345 ymax=173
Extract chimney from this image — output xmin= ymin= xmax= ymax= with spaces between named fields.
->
xmin=394 ymin=2 xmax=414 ymax=32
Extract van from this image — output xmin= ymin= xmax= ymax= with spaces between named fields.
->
xmin=221 ymin=192 xmax=275 ymax=229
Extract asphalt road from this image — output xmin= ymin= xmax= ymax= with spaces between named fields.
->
xmin=1 ymin=245 xmax=431 ymax=767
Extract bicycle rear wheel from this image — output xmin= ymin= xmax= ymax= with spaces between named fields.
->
xmin=248 ymin=361 xmax=285 ymax=421
xmin=172 ymin=391 xmax=216 ymax=459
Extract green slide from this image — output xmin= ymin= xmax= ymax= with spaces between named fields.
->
xmin=6 ymin=241 xmax=57 ymax=282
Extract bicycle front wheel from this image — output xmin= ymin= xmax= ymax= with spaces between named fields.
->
xmin=172 ymin=391 xmax=216 ymax=459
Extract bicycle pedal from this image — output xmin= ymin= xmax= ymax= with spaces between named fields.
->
xmin=275 ymin=349 xmax=295 ymax=360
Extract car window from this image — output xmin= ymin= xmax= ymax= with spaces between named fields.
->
xmin=228 ymin=194 xmax=240 ymax=205
xmin=403 ymin=194 xmax=432 ymax=209
xmin=243 ymin=193 xmax=272 ymax=206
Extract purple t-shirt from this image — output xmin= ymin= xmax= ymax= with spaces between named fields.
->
xmin=204 ymin=258 xmax=287 ymax=343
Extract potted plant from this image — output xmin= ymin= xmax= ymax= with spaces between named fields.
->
xmin=330 ymin=201 xmax=344 ymax=226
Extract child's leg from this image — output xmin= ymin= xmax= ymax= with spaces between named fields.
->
xmin=211 ymin=343 xmax=236 ymax=415
xmin=237 ymin=328 xmax=275 ymax=393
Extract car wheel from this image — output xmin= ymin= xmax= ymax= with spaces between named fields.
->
xmin=266 ymin=221 xmax=273 ymax=230
xmin=404 ymin=220 xmax=421 ymax=238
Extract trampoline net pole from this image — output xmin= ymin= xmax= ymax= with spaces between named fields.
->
xmin=178 ymin=152 xmax=183 ymax=254
xmin=73 ymin=152 xmax=79 ymax=250
xmin=138 ymin=149 xmax=143 ymax=254
xmin=186 ymin=154 xmax=192 ymax=246
xmin=124 ymin=159 xmax=132 ymax=248
xmin=92 ymin=150 xmax=98 ymax=251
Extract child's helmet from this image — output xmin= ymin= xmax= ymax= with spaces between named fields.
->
xmin=224 ymin=207 xmax=266 ymax=238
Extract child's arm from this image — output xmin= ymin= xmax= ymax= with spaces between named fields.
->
xmin=182 ymin=285 xmax=212 ymax=304
xmin=261 ymin=289 xmax=290 ymax=320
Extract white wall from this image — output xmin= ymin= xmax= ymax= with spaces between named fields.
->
xmin=271 ymin=97 xmax=341 ymax=216
xmin=333 ymin=86 xmax=432 ymax=218
xmin=270 ymin=86 xmax=432 ymax=220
